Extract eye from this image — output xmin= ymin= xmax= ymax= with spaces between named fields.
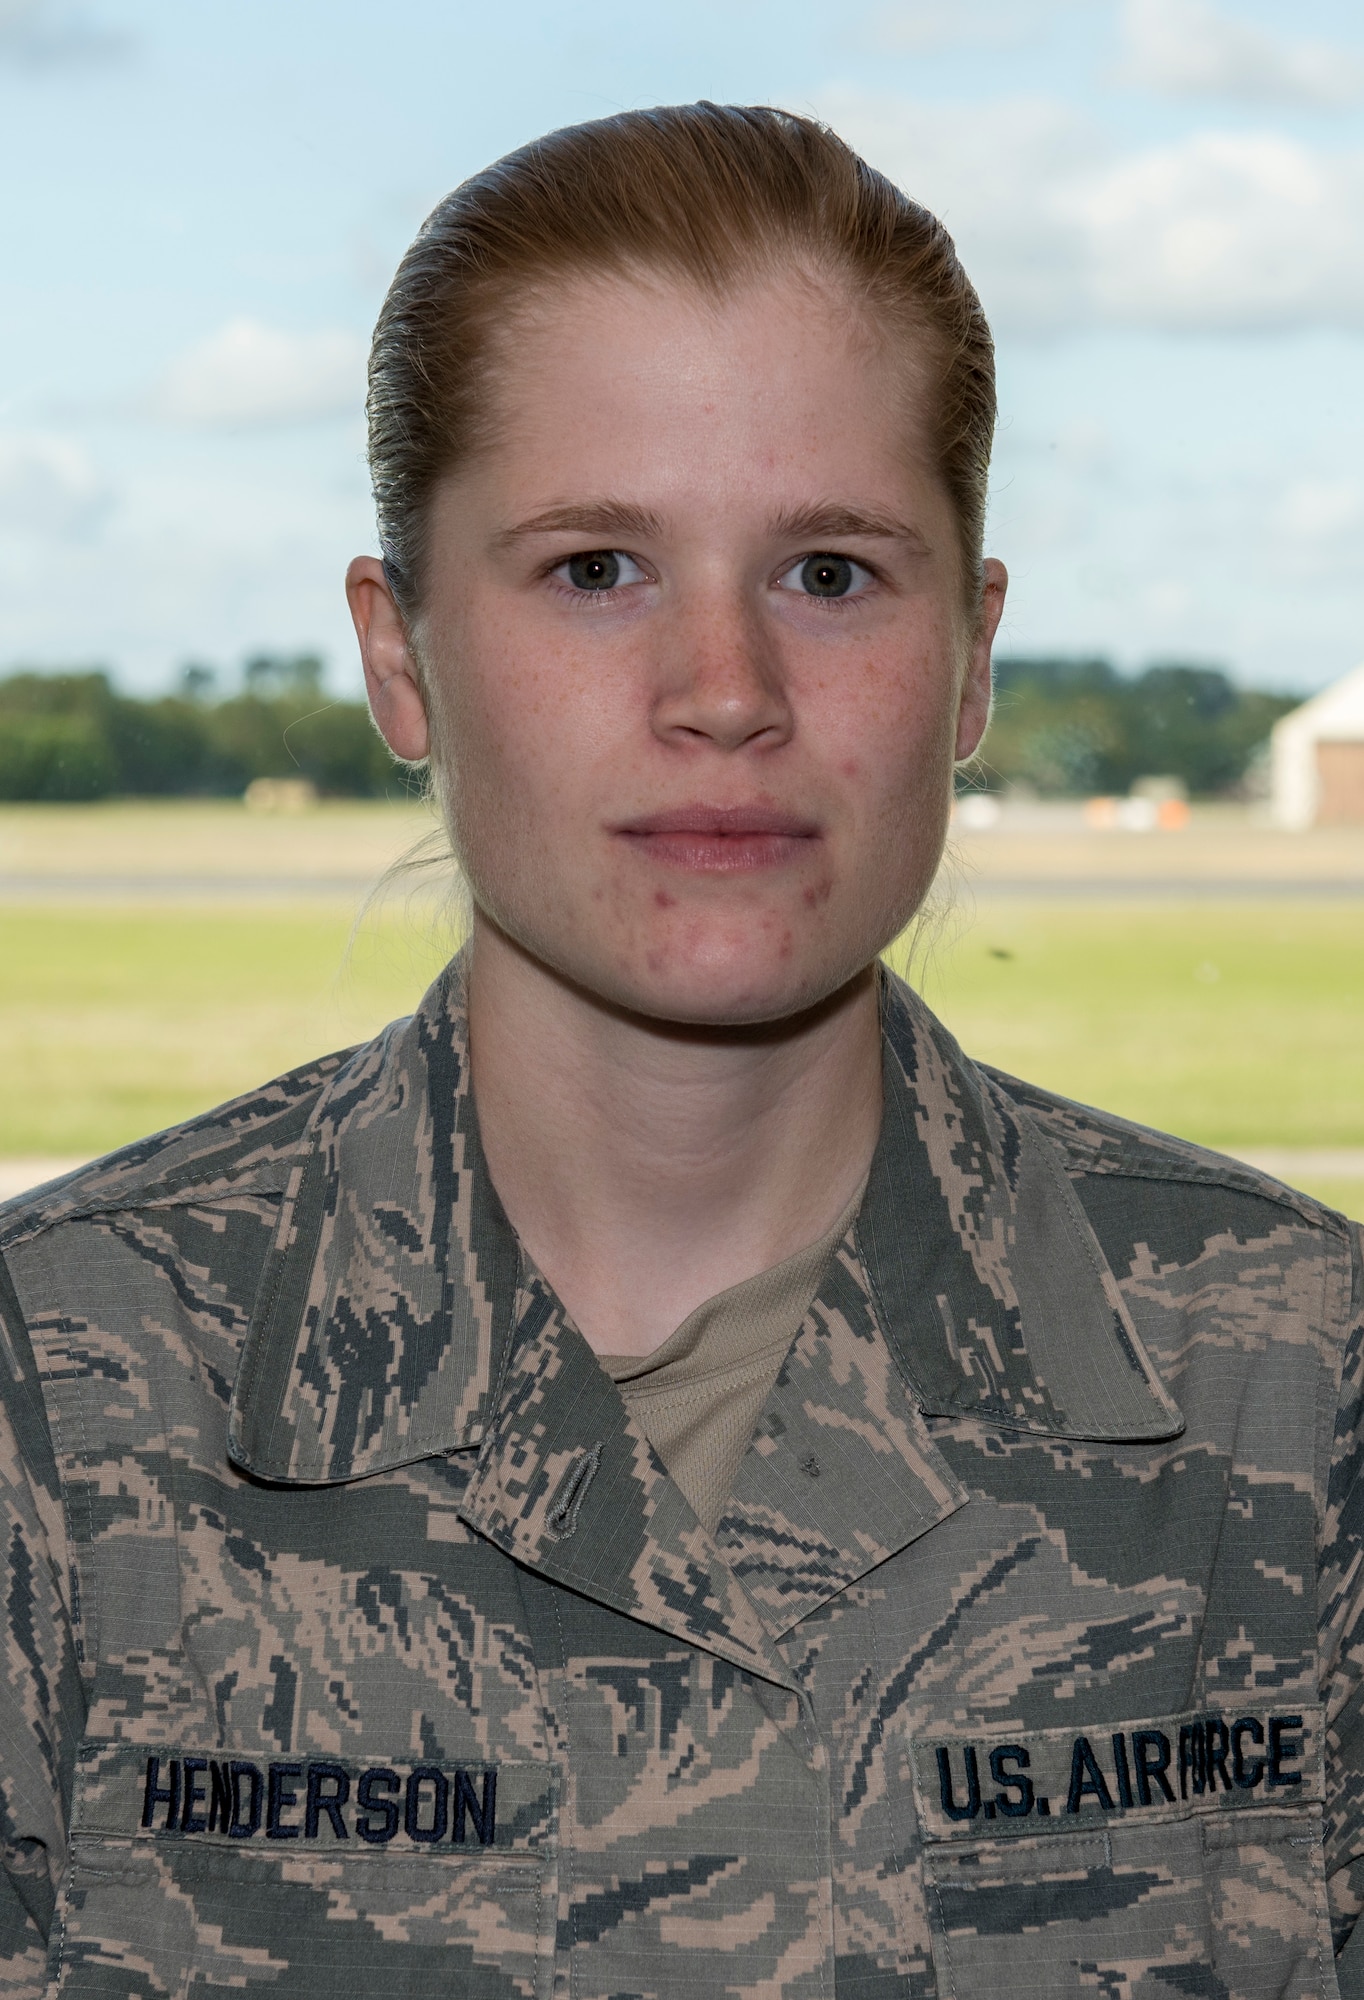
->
xmin=778 ymin=553 xmax=872 ymax=600
xmin=554 ymin=549 xmax=648 ymax=593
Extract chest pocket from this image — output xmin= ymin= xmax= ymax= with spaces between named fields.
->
xmin=910 ymin=1705 xmax=1332 ymax=2000
xmin=53 ymin=1740 xmax=559 ymax=2000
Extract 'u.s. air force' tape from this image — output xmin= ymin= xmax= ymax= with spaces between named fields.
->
xmin=910 ymin=1704 xmax=1324 ymax=1841
xmin=71 ymin=1741 xmax=558 ymax=1853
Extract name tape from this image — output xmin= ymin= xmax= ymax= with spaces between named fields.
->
xmin=72 ymin=1744 xmax=556 ymax=1853
xmin=911 ymin=1705 xmax=1323 ymax=1841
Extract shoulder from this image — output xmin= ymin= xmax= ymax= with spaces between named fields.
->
xmin=983 ymin=1062 xmax=1361 ymax=1331
xmin=987 ymin=1060 xmax=1347 ymax=1226
xmin=0 ymin=1043 xmax=357 ymax=1259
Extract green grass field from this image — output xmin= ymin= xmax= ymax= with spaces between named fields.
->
xmin=0 ymin=902 xmax=456 ymax=1157
xmin=1 ymin=895 xmax=1361 ymax=1218
xmin=893 ymin=900 xmax=1364 ymax=1216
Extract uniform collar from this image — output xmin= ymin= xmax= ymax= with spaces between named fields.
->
xmin=228 ymin=957 xmax=1182 ymax=1495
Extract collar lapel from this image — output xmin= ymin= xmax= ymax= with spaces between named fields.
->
xmin=457 ymin=1270 xmax=795 ymax=1687
xmin=861 ymin=973 xmax=1184 ymax=1442
xmin=228 ymin=962 xmax=520 ymax=1484
xmin=719 ymin=1234 xmax=969 ymax=1638
xmin=715 ymin=974 xmax=1183 ymax=1638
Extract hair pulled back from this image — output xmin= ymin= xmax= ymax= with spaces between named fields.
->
xmin=367 ymin=102 xmax=995 ymax=621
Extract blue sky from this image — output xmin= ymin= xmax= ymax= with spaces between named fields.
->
xmin=2 ymin=0 xmax=1362 ymax=694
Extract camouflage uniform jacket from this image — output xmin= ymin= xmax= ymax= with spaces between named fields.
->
xmin=2 ymin=963 xmax=1364 ymax=2000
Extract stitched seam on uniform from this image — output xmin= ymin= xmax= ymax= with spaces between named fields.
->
xmin=252 ymin=1154 xmax=328 ymax=1476
xmin=1314 ymin=1237 xmax=1347 ymax=1556
xmin=482 ymin=1271 xmax=530 ymax=1470
xmin=854 ymin=1220 xmax=931 ymax=1410
xmin=550 ymin=1588 xmax=577 ymax=2000
xmin=795 ymin=1692 xmax=830 ymax=2000
xmin=864 ymin=1587 xmax=911 ymax=1965
xmin=929 ymin=1874 xmax=957 ymax=2000
xmin=49 ymin=1872 xmax=72 ymax=1982
xmin=227 ymin=1179 xmax=304 ymax=1474
xmin=35 ymin=1282 xmax=103 ymax=1666
xmin=23 ymin=1307 xmax=86 ymax=1703
xmin=1311 ymin=1818 xmax=1327 ymax=1984
xmin=1069 ymin=1159 xmax=1347 ymax=1228
xmin=0 ymin=1161 xmax=298 ymax=1255
xmin=1020 ymin=1113 xmax=1167 ymax=1414
xmin=71 ymin=1368 xmax=100 ymax=1670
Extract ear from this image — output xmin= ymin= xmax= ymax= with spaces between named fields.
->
xmin=955 ymin=557 xmax=1007 ymax=762
xmin=346 ymin=556 xmax=431 ymax=762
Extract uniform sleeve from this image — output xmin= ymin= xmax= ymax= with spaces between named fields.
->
xmin=1321 ymin=1221 xmax=1364 ymax=1993
xmin=0 ymin=1252 xmax=85 ymax=1998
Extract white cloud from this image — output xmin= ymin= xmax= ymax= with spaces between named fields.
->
xmin=865 ymin=0 xmax=1086 ymax=53
xmin=1117 ymin=0 xmax=1364 ymax=109
xmin=821 ymin=88 xmax=1364 ymax=333
xmin=1073 ymin=131 xmax=1364 ymax=331
xmin=0 ymin=434 xmax=111 ymax=538
xmin=153 ymin=319 xmax=368 ymax=429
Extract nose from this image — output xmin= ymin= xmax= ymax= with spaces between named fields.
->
xmin=649 ymin=592 xmax=794 ymax=753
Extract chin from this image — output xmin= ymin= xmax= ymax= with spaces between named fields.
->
xmin=606 ymin=939 xmax=874 ymax=1031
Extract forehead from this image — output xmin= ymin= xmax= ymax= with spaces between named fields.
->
xmin=468 ymin=267 xmax=939 ymax=511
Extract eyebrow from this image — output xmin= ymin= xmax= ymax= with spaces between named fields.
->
xmin=490 ymin=501 xmax=666 ymax=550
xmin=489 ymin=497 xmax=931 ymax=553
xmin=766 ymin=503 xmax=930 ymax=549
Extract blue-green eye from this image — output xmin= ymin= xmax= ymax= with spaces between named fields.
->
xmin=778 ymin=553 xmax=871 ymax=599
xmin=556 ymin=550 xmax=647 ymax=592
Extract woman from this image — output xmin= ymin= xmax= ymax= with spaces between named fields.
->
xmin=2 ymin=104 xmax=1361 ymax=2000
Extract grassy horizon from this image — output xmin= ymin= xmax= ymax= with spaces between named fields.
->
xmin=1 ymin=894 xmax=1360 ymax=1220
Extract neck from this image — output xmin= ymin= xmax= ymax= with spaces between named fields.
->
xmin=466 ymin=920 xmax=884 ymax=1356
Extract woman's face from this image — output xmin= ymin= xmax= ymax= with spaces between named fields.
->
xmin=359 ymin=268 xmax=1004 ymax=1027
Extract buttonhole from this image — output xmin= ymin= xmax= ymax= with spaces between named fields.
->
xmin=545 ymin=1444 xmax=602 ymax=1541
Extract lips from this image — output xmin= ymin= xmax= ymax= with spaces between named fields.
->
xmin=613 ymin=803 xmax=821 ymax=872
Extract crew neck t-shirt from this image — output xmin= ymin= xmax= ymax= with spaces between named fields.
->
xmin=597 ymin=1178 xmax=868 ymax=1535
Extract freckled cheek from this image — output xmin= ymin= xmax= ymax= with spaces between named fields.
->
xmin=453 ymin=652 xmax=625 ymax=820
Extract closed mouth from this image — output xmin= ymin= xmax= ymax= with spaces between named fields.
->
xmin=612 ymin=805 xmax=821 ymax=873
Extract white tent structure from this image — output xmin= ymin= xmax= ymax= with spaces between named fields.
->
xmin=1270 ymin=663 xmax=1364 ymax=828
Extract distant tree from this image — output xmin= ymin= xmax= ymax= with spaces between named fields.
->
xmin=242 ymin=653 xmax=325 ymax=698
xmin=0 ymin=673 xmax=122 ymax=800
xmin=974 ymin=657 xmax=1297 ymax=798
xmin=179 ymin=663 xmax=217 ymax=702
xmin=0 ymin=663 xmax=407 ymax=800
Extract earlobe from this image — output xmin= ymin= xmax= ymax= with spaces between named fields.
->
xmin=346 ymin=555 xmax=431 ymax=763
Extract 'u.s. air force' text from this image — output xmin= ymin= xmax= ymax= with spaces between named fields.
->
xmin=140 ymin=1756 xmax=498 ymax=1846
xmin=932 ymin=1711 xmax=1306 ymax=1825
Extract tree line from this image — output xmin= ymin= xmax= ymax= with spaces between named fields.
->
xmin=0 ymin=658 xmax=405 ymax=802
xmin=977 ymin=658 xmax=1296 ymax=798
xmin=0 ymin=654 xmax=1299 ymax=802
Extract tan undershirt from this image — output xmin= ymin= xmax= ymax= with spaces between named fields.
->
xmin=598 ymin=1177 xmax=867 ymax=1537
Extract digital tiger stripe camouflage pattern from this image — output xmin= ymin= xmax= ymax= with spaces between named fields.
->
xmin=2 ymin=961 xmax=1362 ymax=1998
